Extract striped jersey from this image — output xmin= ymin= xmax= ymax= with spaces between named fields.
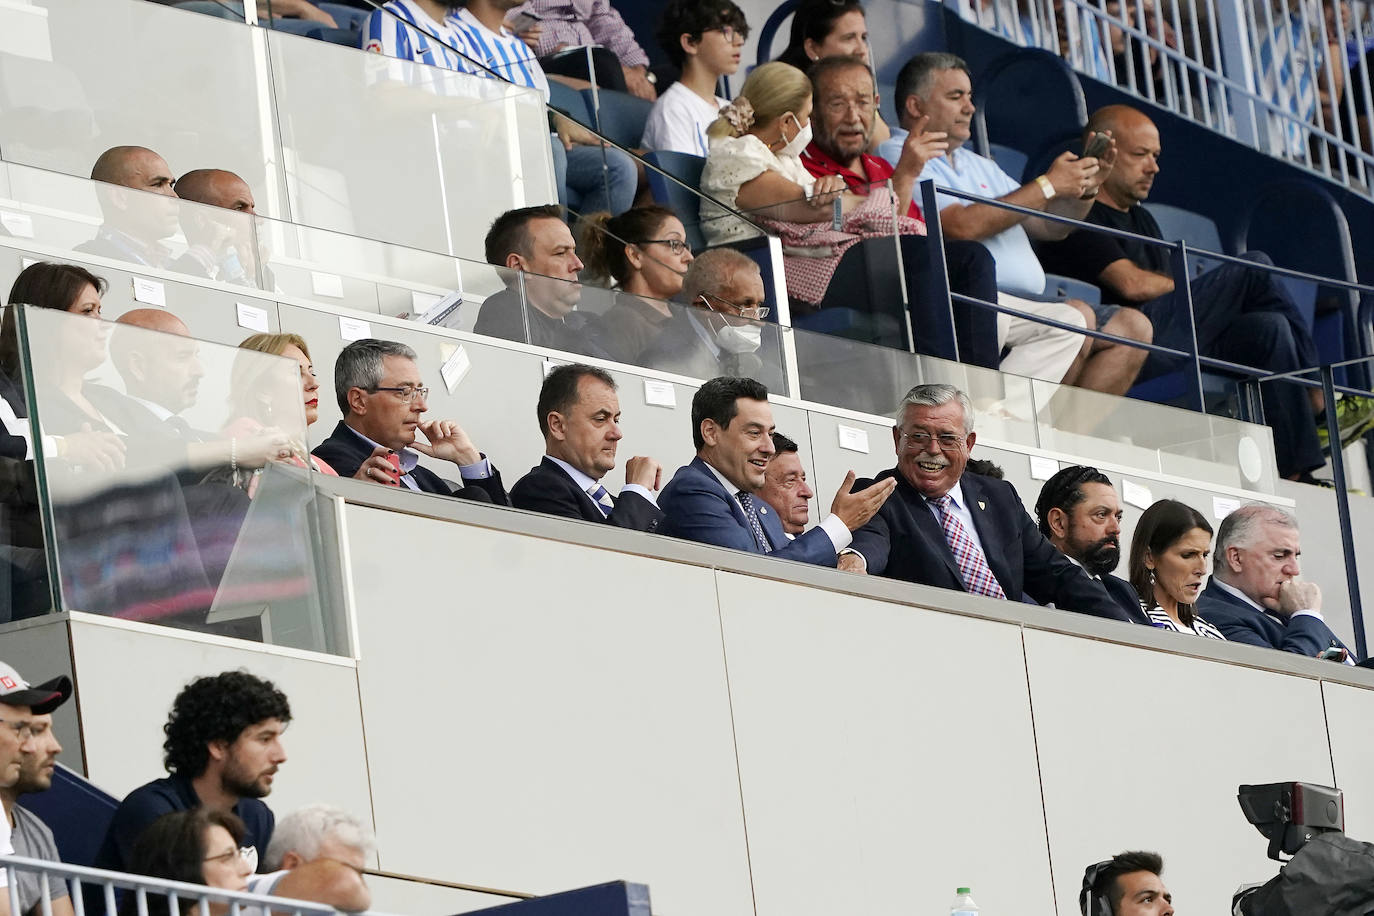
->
xmin=361 ymin=0 xmax=471 ymax=73
xmin=449 ymin=7 xmax=551 ymax=102
xmin=1146 ymin=605 xmax=1228 ymax=640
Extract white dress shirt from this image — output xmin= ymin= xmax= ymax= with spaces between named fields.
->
xmin=701 ymin=459 xmax=851 ymax=552
xmin=546 ymin=455 xmax=658 ymax=510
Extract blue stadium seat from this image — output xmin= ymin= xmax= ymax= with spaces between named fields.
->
xmin=755 ymin=0 xmax=801 ymax=66
xmin=579 ymin=89 xmax=653 ymax=150
xmin=1142 ymin=203 xmax=1224 ymax=277
xmin=644 ymin=150 xmax=708 ymax=253
xmin=988 ymin=142 xmax=1029 ymax=182
xmin=549 ymin=80 xmax=591 ymax=125
xmin=19 ymin=763 xmax=117 ymax=868
xmin=972 ymin=49 xmax=1087 ymax=166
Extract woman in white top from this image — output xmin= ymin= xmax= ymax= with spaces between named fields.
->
xmin=1128 ymin=499 xmax=1227 ymax=640
xmin=698 ymin=61 xmax=845 ymax=246
xmin=642 ymin=0 xmax=749 ymax=156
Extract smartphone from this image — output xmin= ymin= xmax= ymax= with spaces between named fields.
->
xmin=1319 ymin=646 xmax=1347 ymax=661
xmin=1083 ymin=130 xmax=1111 ymax=159
xmin=383 ymin=451 xmax=402 ymax=486
xmin=507 ymin=11 xmax=541 ymax=32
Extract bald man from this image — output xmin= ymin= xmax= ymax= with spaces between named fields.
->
xmin=1036 ymin=104 xmax=1327 ymax=482
xmin=87 ymin=310 xmax=206 ymax=444
xmin=75 ymin=146 xmax=180 ymax=269
xmin=170 ymin=169 xmax=258 ymax=284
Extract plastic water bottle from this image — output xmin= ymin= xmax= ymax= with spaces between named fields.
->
xmin=950 ymin=887 xmax=979 ymax=916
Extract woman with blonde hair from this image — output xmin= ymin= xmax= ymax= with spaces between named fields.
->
xmin=227 ymin=332 xmax=337 ymax=476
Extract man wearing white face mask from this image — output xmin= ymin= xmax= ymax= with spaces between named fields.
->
xmin=639 ymin=249 xmax=771 ymax=382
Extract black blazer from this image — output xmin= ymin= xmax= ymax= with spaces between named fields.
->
xmin=848 ymin=469 xmax=1130 ymax=622
xmin=510 ymin=457 xmax=662 ymax=532
xmin=1102 ymin=573 xmax=1154 ymax=626
xmin=312 ymin=421 xmax=508 ymax=505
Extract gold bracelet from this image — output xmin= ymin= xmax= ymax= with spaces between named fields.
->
xmin=1035 ymin=174 xmax=1056 ymax=200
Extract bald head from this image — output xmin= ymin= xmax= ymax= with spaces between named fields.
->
xmin=110 ymin=309 xmax=203 ymax=412
xmin=117 ymin=308 xmax=189 ymax=337
xmin=175 ymin=169 xmax=256 ymax=215
xmin=1087 ymin=105 xmax=1161 ymax=210
xmin=90 ymin=147 xmax=177 ymax=198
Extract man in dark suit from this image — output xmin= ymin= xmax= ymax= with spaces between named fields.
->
xmin=75 ymin=146 xmax=180 ymax=270
xmin=1034 ymin=465 xmax=1152 ymax=625
xmin=475 ymin=205 xmax=608 ymax=359
xmin=1197 ymin=505 xmax=1355 ymax=660
xmin=312 ymin=339 xmax=506 ymax=503
xmin=843 ymin=383 xmax=1130 ymax=621
xmin=511 ymin=363 xmax=662 ymax=530
xmin=758 ymin=432 xmax=814 ymax=538
xmin=658 ymin=376 xmax=894 ymax=565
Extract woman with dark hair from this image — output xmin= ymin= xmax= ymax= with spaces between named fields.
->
xmin=774 ymin=0 xmax=890 ymax=149
xmin=576 ymin=205 xmax=695 ymax=361
xmin=1128 ymin=499 xmax=1226 ymax=639
xmin=121 ymin=809 xmax=253 ymax=916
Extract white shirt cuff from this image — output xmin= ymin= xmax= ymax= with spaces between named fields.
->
xmin=459 ymin=456 xmax=493 ymax=479
xmin=620 ymin=483 xmax=659 ymax=507
xmin=1290 ymin=608 xmax=1324 ymax=621
xmin=818 ymin=513 xmax=852 ymax=552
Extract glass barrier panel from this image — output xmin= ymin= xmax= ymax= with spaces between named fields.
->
xmin=14 ymin=305 xmax=336 ymax=651
xmin=0 ymin=0 xmax=283 ymax=218
xmin=267 ymin=29 xmax=557 ymax=257
xmin=0 ymin=160 xmax=264 ymax=287
xmin=792 ymin=323 xmax=1041 ymax=447
xmin=1030 ymin=377 xmax=1280 ymax=493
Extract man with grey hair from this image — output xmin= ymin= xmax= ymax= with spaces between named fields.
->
xmin=878 ymin=53 xmax=1152 ymax=398
xmin=639 ymin=248 xmax=771 ymax=381
xmin=245 ymin=804 xmax=374 ymax=912
xmin=1195 ymin=505 xmax=1355 ymax=660
xmin=842 ymin=383 xmax=1131 ymax=620
xmin=311 ymin=339 xmax=507 ymax=503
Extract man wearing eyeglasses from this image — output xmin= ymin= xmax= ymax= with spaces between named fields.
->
xmin=0 ymin=661 xmax=68 ymax=916
xmin=312 ymin=338 xmax=508 ymax=503
xmin=0 ymin=662 xmax=74 ymax=916
xmin=638 ymin=248 xmax=777 ymax=386
xmin=841 ymin=383 xmax=1130 ymax=621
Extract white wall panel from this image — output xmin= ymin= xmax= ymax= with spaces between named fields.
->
xmin=1026 ymin=629 xmax=1334 ymax=916
xmin=1321 ymin=680 xmax=1374 ymax=841
xmin=718 ymin=572 xmax=1055 ymax=916
xmin=346 ymin=506 xmax=755 ymax=916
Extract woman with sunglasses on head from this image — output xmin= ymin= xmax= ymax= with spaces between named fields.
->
xmin=121 ymin=809 xmax=254 ymax=916
xmin=1128 ymin=498 xmax=1226 ymax=640
xmin=577 ymin=205 xmax=696 ymax=363
xmin=643 ymin=0 xmax=750 ymax=156
xmin=775 ymin=0 xmax=891 ymax=150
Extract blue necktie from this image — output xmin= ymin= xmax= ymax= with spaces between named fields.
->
xmin=736 ymin=492 xmax=772 ymax=553
xmin=587 ymin=483 xmax=613 ymax=518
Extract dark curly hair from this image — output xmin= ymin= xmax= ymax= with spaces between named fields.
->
xmin=163 ymin=671 xmax=292 ymax=777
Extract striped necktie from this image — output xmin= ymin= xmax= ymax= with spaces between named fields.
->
xmin=735 ymin=492 xmax=772 ymax=553
xmin=587 ymin=483 xmax=614 ymax=518
xmin=929 ymin=495 xmax=1005 ymax=599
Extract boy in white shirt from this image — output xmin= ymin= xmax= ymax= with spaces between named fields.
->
xmin=642 ymin=0 xmax=750 ymax=156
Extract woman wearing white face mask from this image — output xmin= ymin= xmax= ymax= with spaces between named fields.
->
xmin=699 ymin=61 xmax=847 ymax=246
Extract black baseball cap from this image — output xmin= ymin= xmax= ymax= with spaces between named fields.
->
xmin=0 ymin=661 xmax=72 ymax=715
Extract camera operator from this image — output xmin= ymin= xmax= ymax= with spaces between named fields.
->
xmin=1080 ymin=852 xmax=1175 ymax=916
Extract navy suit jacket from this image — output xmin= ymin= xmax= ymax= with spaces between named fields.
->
xmin=312 ymin=421 xmax=508 ymax=505
xmin=658 ymin=456 xmax=837 ymax=566
xmin=848 ymin=469 xmax=1129 ymax=621
xmin=1103 ymin=573 xmax=1153 ymax=626
xmin=1196 ymin=581 xmax=1353 ymax=658
xmin=511 ymin=457 xmax=662 ymax=532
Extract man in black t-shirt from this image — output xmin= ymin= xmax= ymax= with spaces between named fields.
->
xmin=1037 ymin=104 xmax=1325 ymax=481
xmin=93 ymin=671 xmax=290 ymax=877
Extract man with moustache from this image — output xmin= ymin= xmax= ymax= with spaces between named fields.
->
xmin=0 ymin=663 xmax=75 ymax=916
xmin=77 ymin=146 xmax=180 ymax=270
xmin=94 ymin=671 xmax=291 ymax=874
xmin=758 ymin=432 xmax=814 ymax=538
xmin=1034 ymin=465 xmax=1151 ymax=624
xmin=658 ymin=376 xmax=894 ymax=565
xmin=841 ymin=383 xmax=1131 ymax=621
xmin=1035 ymin=104 xmax=1331 ymax=481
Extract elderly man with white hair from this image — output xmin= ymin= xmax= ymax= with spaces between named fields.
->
xmin=247 ymin=804 xmax=375 ymax=912
xmin=1195 ymin=505 xmax=1357 ymax=662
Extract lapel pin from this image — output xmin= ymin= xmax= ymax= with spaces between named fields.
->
xmin=760 ymin=506 xmax=768 ymax=514
xmin=978 ymin=500 xmax=986 ymax=510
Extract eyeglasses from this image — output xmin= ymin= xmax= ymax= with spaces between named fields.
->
xmin=642 ymin=238 xmax=692 ymax=255
xmin=0 ymin=716 xmax=36 ymax=741
xmin=702 ymin=293 xmax=770 ymax=321
xmin=204 ymin=846 xmax=258 ymax=872
xmin=369 ymin=385 xmax=430 ymax=403
xmin=822 ymin=95 xmax=877 ymax=117
xmin=898 ymin=430 xmax=966 ymax=451
xmin=710 ymin=25 xmax=749 ymax=44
